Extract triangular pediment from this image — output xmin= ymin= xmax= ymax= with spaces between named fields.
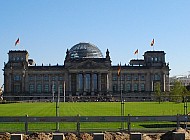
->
xmin=68 ymin=60 xmax=107 ymax=69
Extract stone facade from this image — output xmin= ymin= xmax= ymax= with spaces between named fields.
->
xmin=3 ymin=43 xmax=170 ymax=100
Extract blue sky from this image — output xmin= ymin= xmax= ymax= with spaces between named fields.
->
xmin=1 ymin=0 xmax=190 ymax=86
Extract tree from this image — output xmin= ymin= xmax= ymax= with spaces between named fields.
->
xmin=170 ymin=81 xmax=186 ymax=102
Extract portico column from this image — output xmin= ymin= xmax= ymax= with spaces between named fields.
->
xmin=151 ymin=73 xmax=154 ymax=91
xmin=108 ymin=72 xmax=112 ymax=94
xmin=163 ymin=73 xmax=166 ymax=92
xmin=106 ymin=73 xmax=109 ymax=92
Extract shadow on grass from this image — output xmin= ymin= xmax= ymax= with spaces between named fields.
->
xmin=140 ymin=123 xmax=188 ymax=128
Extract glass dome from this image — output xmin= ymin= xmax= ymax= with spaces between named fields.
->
xmin=69 ymin=42 xmax=103 ymax=58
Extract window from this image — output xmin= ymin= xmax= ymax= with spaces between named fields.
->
xmin=29 ymin=84 xmax=34 ymax=93
xmin=29 ymin=76 xmax=34 ymax=81
xmin=14 ymin=85 xmax=20 ymax=92
xmin=112 ymin=74 xmax=117 ymax=81
xmin=44 ymin=84 xmax=49 ymax=92
xmin=141 ymin=83 xmax=145 ymax=91
xmin=59 ymin=76 xmax=63 ymax=81
xmin=37 ymin=84 xmax=42 ymax=93
xmin=52 ymin=84 xmax=57 ymax=92
xmin=36 ymin=75 xmax=41 ymax=81
xmin=44 ymin=75 xmax=49 ymax=81
xmin=52 ymin=76 xmax=56 ymax=81
xmin=154 ymin=74 xmax=160 ymax=80
xmin=121 ymin=75 xmax=125 ymax=81
xmin=158 ymin=57 xmax=161 ymax=62
xmin=126 ymin=74 xmax=131 ymax=81
xmin=121 ymin=84 xmax=124 ymax=92
xmin=14 ymin=75 xmax=21 ymax=81
xmin=133 ymin=74 xmax=139 ymax=81
xmin=126 ymin=83 xmax=131 ymax=92
xmin=140 ymin=75 xmax=145 ymax=81
xmin=134 ymin=83 xmax=138 ymax=91
xmin=59 ymin=84 xmax=63 ymax=93
xmin=113 ymin=84 xmax=117 ymax=92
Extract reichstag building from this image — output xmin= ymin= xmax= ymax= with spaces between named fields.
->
xmin=3 ymin=42 xmax=170 ymax=100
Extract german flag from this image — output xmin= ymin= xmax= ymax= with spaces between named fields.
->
xmin=15 ymin=38 xmax=20 ymax=46
xmin=134 ymin=49 xmax=138 ymax=55
xmin=117 ymin=63 xmax=121 ymax=76
xmin=151 ymin=38 xmax=154 ymax=46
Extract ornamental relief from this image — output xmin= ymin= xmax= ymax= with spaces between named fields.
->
xmin=68 ymin=60 xmax=108 ymax=69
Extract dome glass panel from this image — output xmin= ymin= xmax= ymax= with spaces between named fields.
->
xmin=70 ymin=43 xmax=103 ymax=58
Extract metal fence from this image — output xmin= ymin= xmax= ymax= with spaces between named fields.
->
xmin=0 ymin=95 xmax=189 ymax=133
xmin=0 ymin=115 xmax=189 ymax=134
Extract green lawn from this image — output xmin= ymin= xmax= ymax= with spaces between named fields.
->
xmin=0 ymin=102 xmax=186 ymax=116
xmin=0 ymin=102 xmax=187 ymax=132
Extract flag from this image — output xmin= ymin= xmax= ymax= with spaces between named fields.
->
xmin=151 ymin=38 xmax=154 ymax=46
xmin=15 ymin=38 xmax=19 ymax=46
xmin=134 ymin=49 xmax=138 ymax=55
xmin=117 ymin=63 xmax=121 ymax=76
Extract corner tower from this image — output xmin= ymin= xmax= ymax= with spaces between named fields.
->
xmin=3 ymin=50 xmax=29 ymax=95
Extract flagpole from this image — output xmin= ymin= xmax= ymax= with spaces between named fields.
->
xmin=119 ymin=62 xmax=124 ymax=130
xmin=151 ymin=39 xmax=155 ymax=51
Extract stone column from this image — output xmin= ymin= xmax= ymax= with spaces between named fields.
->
xmin=108 ymin=72 xmax=112 ymax=94
xmin=151 ymin=73 xmax=154 ymax=91
xmin=106 ymin=73 xmax=109 ymax=92
xmin=163 ymin=73 xmax=166 ymax=92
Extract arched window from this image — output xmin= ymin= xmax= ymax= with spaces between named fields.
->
xmin=154 ymin=74 xmax=160 ymax=80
